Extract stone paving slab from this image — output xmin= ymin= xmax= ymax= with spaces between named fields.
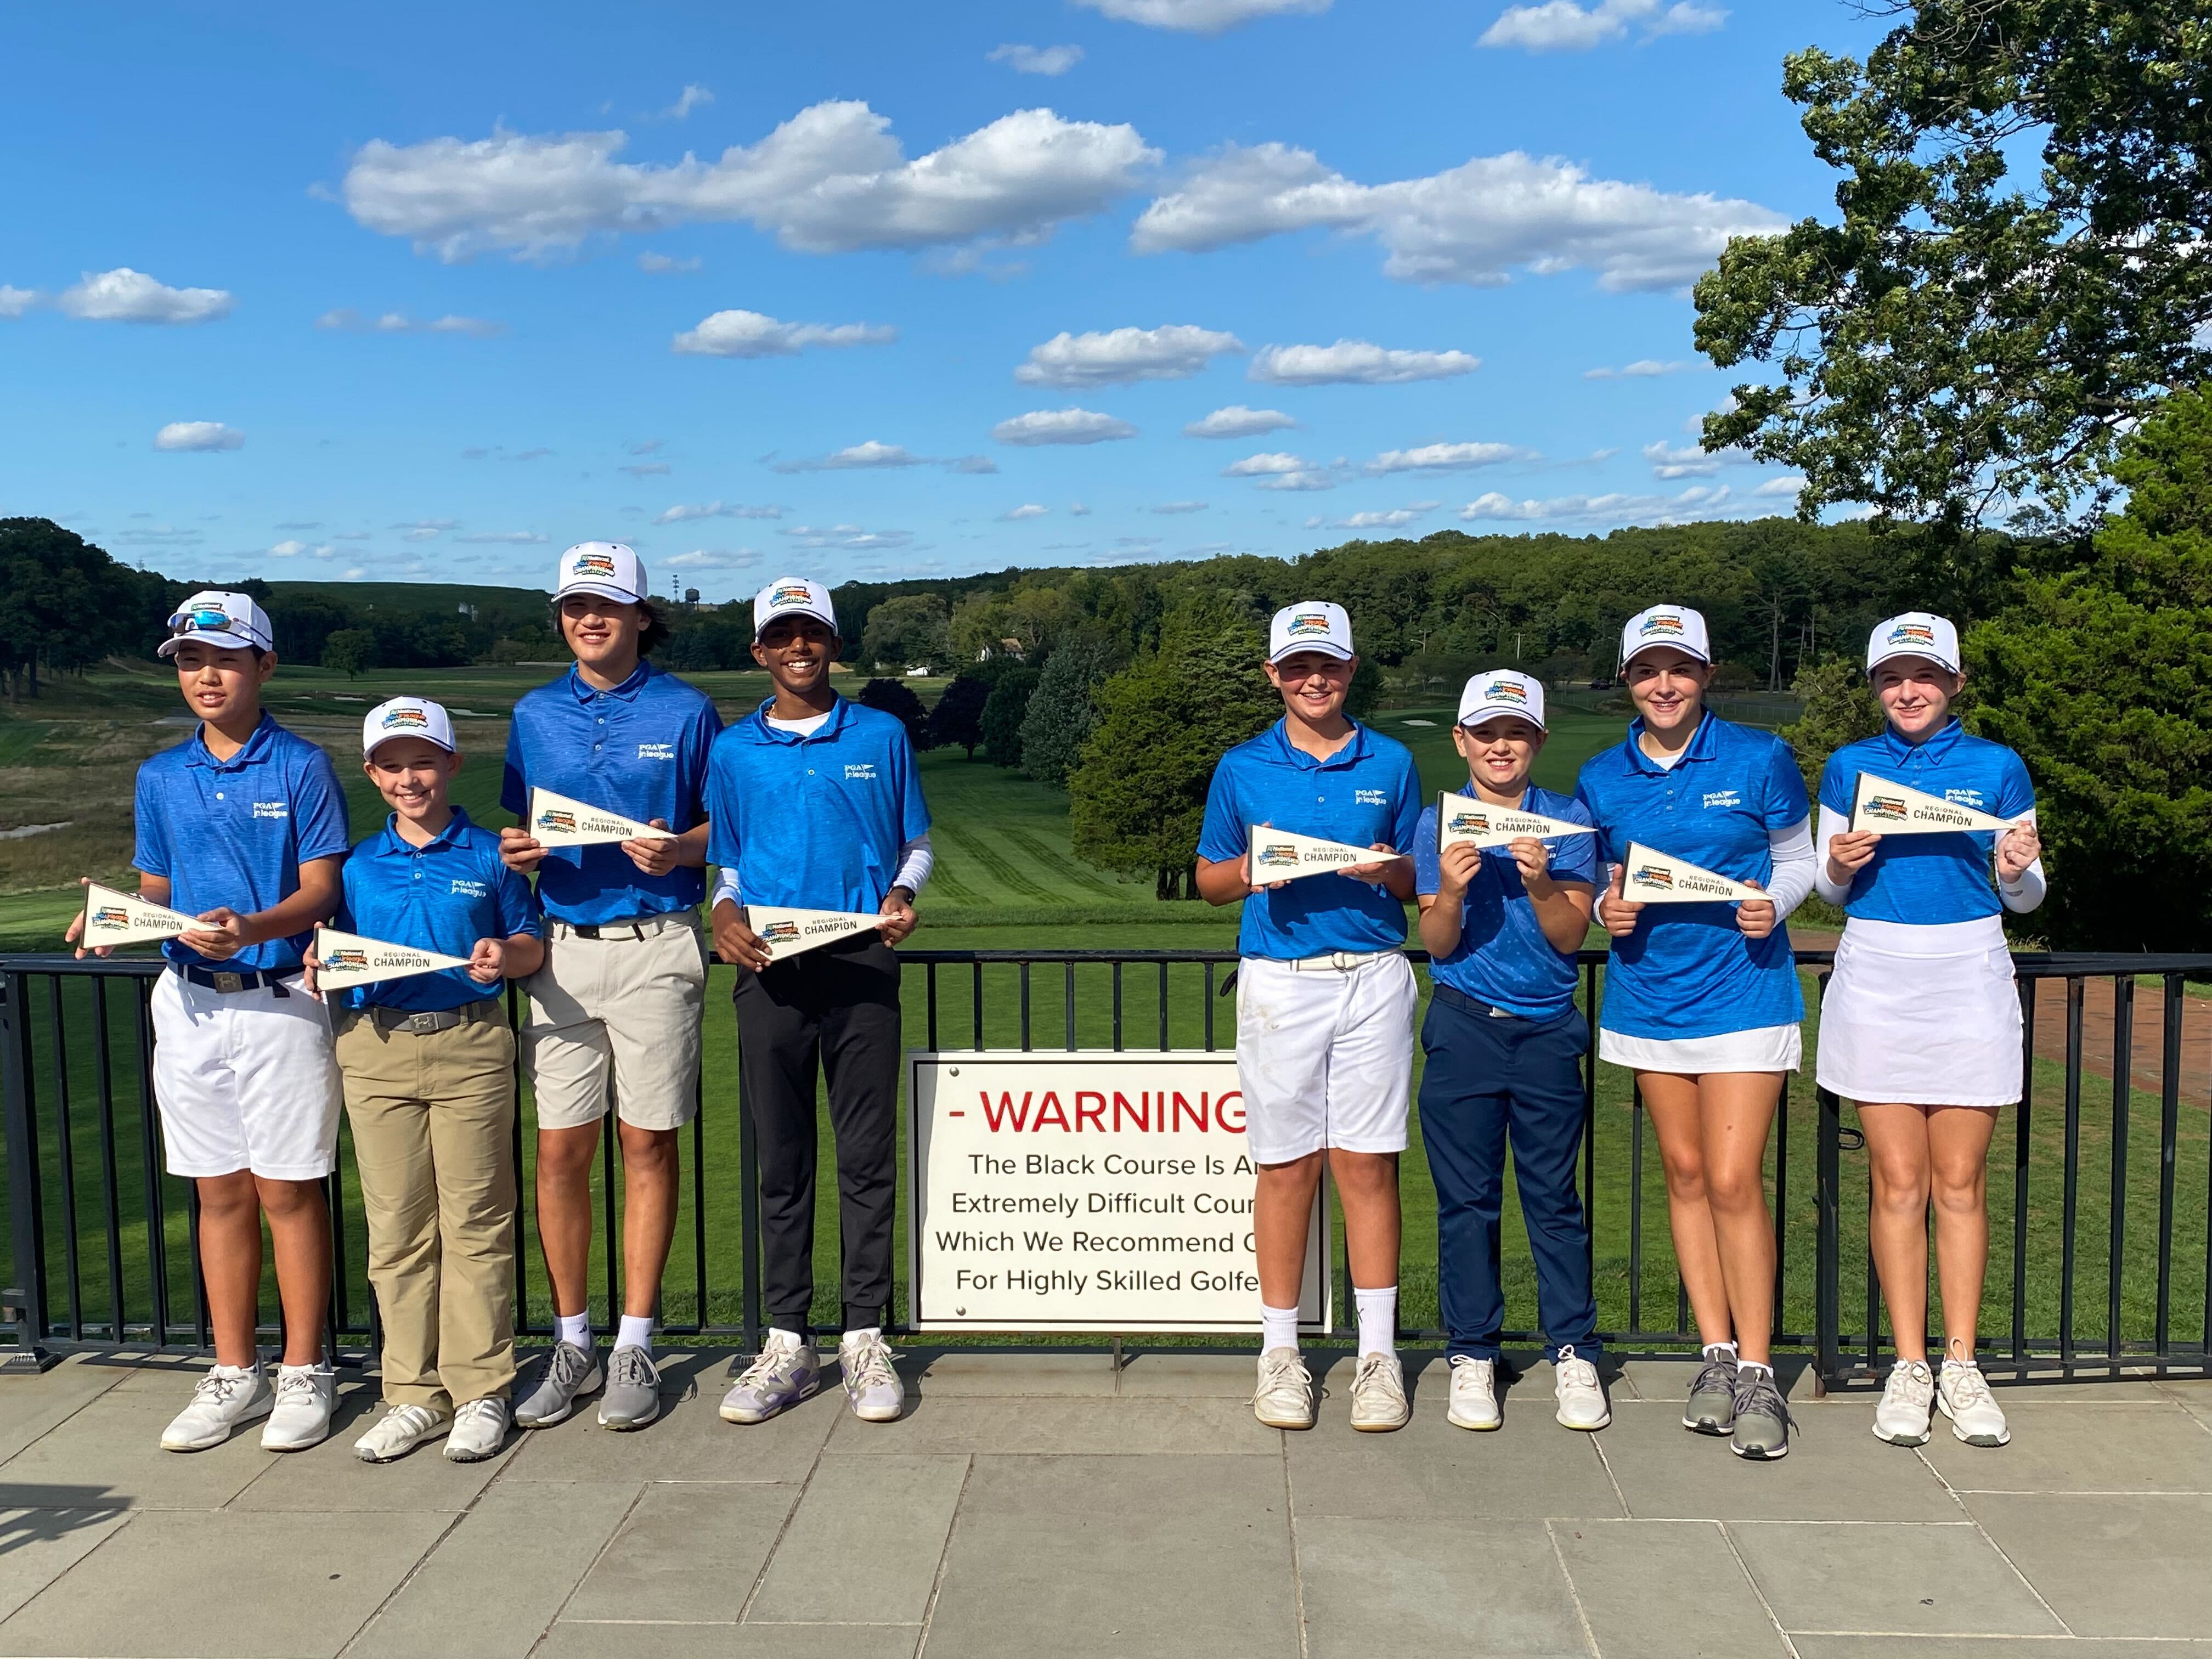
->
xmin=535 ymin=1624 xmax=921 ymax=1659
xmin=0 ymin=1506 xmax=136 ymax=1624
xmin=0 ymin=1357 xmax=131 ymax=1464
xmin=905 ymin=1352 xmax=1115 ymax=1396
xmin=1285 ymin=1389 xmax=1624 ymax=1520
xmin=0 ymin=1383 xmax=275 ymax=1509
xmin=561 ymin=1481 xmax=799 ymax=1624
xmin=1921 ymin=1401 xmax=2212 ymax=1492
xmin=1729 ymin=1520 xmax=2063 ymax=1638
xmin=1548 ymin=1519 xmax=1788 ymax=1658
xmin=500 ymin=1376 xmax=839 ymax=1483
xmin=1962 ymin=1492 xmax=2212 ymax=1639
xmin=826 ymin=1395 xmax=1282 ymax=1455
xmin=1297 ymin=1516 xmax=1588 ymax=1657
xmin=1789 ymin=1641 xmax=2212 ymax=1659
xmin=749 ymin=1454 xmax=968 ymax=1623
xmin=228 ymin=1379 xmax=523 ymax=1510
xmin=1595 ymin=1401 xmax=1961 ymax=1522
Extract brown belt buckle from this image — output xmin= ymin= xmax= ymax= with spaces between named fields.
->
xmin=213 ymin=972 xmax=245 ymax=994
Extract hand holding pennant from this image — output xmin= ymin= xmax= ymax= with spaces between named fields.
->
xmin=527 ymin=787 xmax=677 ymax=849
xmin=1246 ymin=825 xmax=1389 ymax=888
xmin=1849 ymin=771 xmax=2018 ymax=834
xmin=75 ymin=881 xmax=198 ymax=950
xmin=311 ymin=927 xmax=473 ymax=992
xmin=1436 ymin=792 xmax=1598 ymax=853
xmin=747 ymin=906 xmax=881 ymax=962
xmin=1619 ymin=842 xmax=1763 ymax=904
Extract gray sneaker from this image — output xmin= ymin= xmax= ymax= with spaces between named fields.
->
xmin=598 ymin=1345 xmax=662 ymax=1431
xmin=514 ymin=1341 xmax=602 ymax=1429
xmin=838 ymin=1331 xmax=903 ymax=1423
xmin=721 ymin=1330 xmax=821 ymax=1424
xmin=1683 ymin=1354 xmax=1739 ymax=1435
xmin=1729 ymin=1367 xmax=1792 ymax=1460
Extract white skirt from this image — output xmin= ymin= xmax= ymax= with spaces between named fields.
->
xmin=1815 ymin=917 xmax=2023 ymax=1107
xmin=1599 ymin=1023 xmax=1802 ymax=1075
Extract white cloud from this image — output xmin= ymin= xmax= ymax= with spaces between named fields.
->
xmin=1015 ymin=324 xmax=1242 ymax=387
xmin=454 ymin=530 xmax=548 ymax=544
xmin=1133 ymin=142 xmax=1781 ymax=292
xmin=665 ymin=546 xmax=762 ymax=569
xmin=342 ymin=102 xmax=1159 ymax=262
xmin=988 ymin=43 xmax=1084 ymax=75
xmin=61 ymin=268 xmax=232 ymax=324
xmin=1461 ymin=483 xmax=1735 ymax=524
xmin=1222 ymin=452 xmax=1344 ymax=492
xmin=620 ymin=461 xmax=671 ymax=476
xmin=1479 ymin=1 xmax=1726 ymax=52
xmin=998 ymin=503 xmax=1051 ymax=521
xmin=780 ymin=522 xmax=914 ymax=551
xmin=772 ymin=440 xmax=932 ymax=473
xmin=949 ymin=454 xmax=1000 ymax=474
xmin=1366 ymin=441 xmax=1532 ymax=473
xmin=637 ymin=251 xmax=702 ymax=273
xmin=153 ymin=421 xmax=243 ymax=452
xmin=1075 ymin=0 xmax=1330 ymax=32
xmin=627 ymin=438 xmax=664 ymax=454
xmin=393 ymin=518 xmax=457 ymax=540
xmin=662 ymin=84 xmax=714 ymax=120
xmin=267 ymin=539 xmax=335 ymax=558
xmin=1151 ymin=500 xmax=1209 ymax=514
xmin=1642 ymin=437 xmax=1750 ymax=478
xmin=1584 ymin=358 xmax=1688 ymax=379
xmin=1754 ymin=475 xmax=1806 ymax=497
xmin=672 ymin=308 xmax=896 ymax=358
xmin=316 ymin=308 xmax=505 ymax=336
xmin=0 ymin=286 xmax=36 ymax=318
xmin=1070 ymin=501 xmax=1092 ymax=516
xmin=1250 ymin=340 xmax=1480 ymax=386
xmin=1334 ymin=505 xmax=1437 ymax=531
xmin=1185 ymin=404 xmax=1297 ymax=439
xmin=655 ymin=500 xmax=781 ymax=523
xmin=991 ymin=408 xmax=1139 ymax=445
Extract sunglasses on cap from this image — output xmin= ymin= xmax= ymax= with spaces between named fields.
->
xmin=166 ymin=607 xmax=257 ymax=641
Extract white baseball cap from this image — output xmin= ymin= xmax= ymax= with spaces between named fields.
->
xmin=159 ymin=590 xmax=273 ymax=658
xmin=554 ymin=541 xmax=648 ymax=605
xmin=361 ymin=697 xmax=456 ymax=757
xmin=1268 ymin=601 xmax=1354 ymax=664
xmin=1866 ymin=611 xmax=1961 ymax=675
xmin=753 ymin=575 xmax=838 ymax=639
xmin=1457 ymin=669 xmax=1548 ymax=731
xmin=1620 ymin=604 xmax=1712 ymax=667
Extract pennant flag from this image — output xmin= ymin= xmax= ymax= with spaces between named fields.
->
xmin=526 ymin=787 xmax=676 ymax=848
xmin=312 ymin=927 xmax=473 ymax=991
xmin=1436 ymin=792 xmax=1599 ymax=853
xmin=79 ymin=882 xmax=199 ymax=948
xmin=1618 ymin=842 xmax=1764 ymax=904
xmin=1850 ymin=771 xmax=2017 ymax=835
xmin=1248 ymin=826 xmax=1383 ymax=885
xmin=748 ymin=906 xmax=881 ymax=962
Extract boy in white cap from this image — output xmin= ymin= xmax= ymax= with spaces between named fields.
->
xmin=67 ymin=591 xmax=350 ymax=1452
xmin=1194 ymin=601 xmax=1422 ymax=1432
xmin=311 ymin=698 xmax=544 ymax=1464
xmin=709 ymin=577 xmax=933 ymax=1426
xmin=502 ymin=544 xmax=721 ymax=1433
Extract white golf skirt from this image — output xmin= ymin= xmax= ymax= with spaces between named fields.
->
xmin=1815 ymin=916 xmax=2023 ymax=1107
xmin=1599 ymin=1023 xmax=1802 ymax=1076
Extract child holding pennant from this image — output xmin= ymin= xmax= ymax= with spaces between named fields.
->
xmin=499 ymin=543 xmax=721 ymax=1433
xmin=1576 ymin=605 xmax=1817 ymax=1460
xmin=1413 ymin=672 xmax=1607 ymax=1434
xmin=1816 ymin=613 xmax=2043 ymax=1450
xmin=308 ymin=698 xmax=544 ymax=1464
xmin=1195 ymin=601 xmax=1421 ymax=1433
xmin=66 ymin=591 xmax=350 ymax=1453
xmin=707 ymin=578 xmax=932 ymax=1427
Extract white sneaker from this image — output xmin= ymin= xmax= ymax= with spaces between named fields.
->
xmin=1254 ymin=1348 xmax=1314 ymax=1429
xmin=1937 ymin=1360 xmax=2010 ymax=1446
xmin=353 ymin=1403 xmax=450 ymax=1463
xmin=1446 ymin=1355 xmax=1500 ymax=1430
xmin=444 ymin=1397 xmax=509 ymax=1463
xmin=1873 ymin=1358 xmax=1936 ymax=1446
xmin=1348 ymin=1350 xmax=1410 ymax=1432
xmin=722 ymin=1330 xmax=821 ymax=1424
xmin=838 ymin=1331 xmax=903 ymax=1423
xmin=262 ymin=1362 xmax=336 ymax=1452
xmin=160 ymin=1361 xmax=273 ymax=1452
xmin=1553 ymin=1346 xmax=1610 ymax=1431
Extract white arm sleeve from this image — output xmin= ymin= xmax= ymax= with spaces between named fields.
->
xmin=891 ymin=834 xmax=933 ymax=895
xmin=1763 ymin=816 xmax=1817 ymax=918
xmin=1997 ymin=807 xmax=2047 ymax=913
xmin=1814 ymin=804 xmax=1855 ymax=906
xmin=710 ymin=866 xmax=739 ymax=911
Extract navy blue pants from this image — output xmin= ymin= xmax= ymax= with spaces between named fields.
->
xmin=1418 ymin=985 xmax=1600 ymax=1362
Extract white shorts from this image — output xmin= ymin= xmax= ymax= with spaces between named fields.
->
xmin=151 ymin=968 xmax=343 ymax=1180
xmin=1816 ymin=917 xmax=2022 ymax=1107
xmin=523 ymin=913 xmax=706 ymax=1131
xmin=1234 ymin=952 xmax=1417 ymax=1163
xmin=1600 ymin=1023 xmax=1802 ymax=1075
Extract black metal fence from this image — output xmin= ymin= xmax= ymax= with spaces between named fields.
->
xmin=3 ymin=948 xmax=2207 ymax=1387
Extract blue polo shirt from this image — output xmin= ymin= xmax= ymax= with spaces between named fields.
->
xmin=1818 ymin=720 xmax=2034 ymax=924
xmin=1414 ymin=785 xmax=1598 ymax=1019
xmin=1197 ymin=719 xmax=1421 ymax=961
xmin=132 ymin=713 xmax=351 ymax=972
xmin=500 ymin=662 xmax=721 ymax=925
xmin=336 ymin=808 xmax=543 ymax=1012
xmin=706 ymin=697 xmax=930 ymax=912
xmin=1575 ymin=713 xmax=1810 ymax=1039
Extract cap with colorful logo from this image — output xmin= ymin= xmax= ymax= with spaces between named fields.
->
xmin=361 ymin=697 xmax=456 ymax=757
xmin=158 ymin=590 xmax=273 ymax=659
xmin=1619 ymin=604 xmax=1712 ymax=668
xmin=1456 ymin=669 xmax=1547 ymax=731
xmin=1865 ymin=611 xmax=1961 ymax=676
xmin=554 ymin=541 xmax=648 ymax=606
xmin=752 ymin=576 xmax=838 ymax=639
xmin=1267 ymin=601 xmax=1354 ymax=664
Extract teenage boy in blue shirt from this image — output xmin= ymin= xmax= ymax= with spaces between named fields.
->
xmin=708 ymin=577 xmax=932 ymax=1427
xmin=67 ymin=591 xmax=349 ymax=1453
xmin=1413 ymin=672 xmax=1606 ymax=1435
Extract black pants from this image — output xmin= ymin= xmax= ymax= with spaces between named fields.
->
xmin=733 ymin=935 xmax=901 ymax=1334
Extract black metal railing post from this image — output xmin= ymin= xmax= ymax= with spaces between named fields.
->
xmin=1 ymin=971 xmax=58 ymax=1371
xmin=1816 ymin=1082 xmax=1841 ymax=1389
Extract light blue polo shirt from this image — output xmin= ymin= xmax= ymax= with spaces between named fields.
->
xmin=1575 ymin=713 xmax=1810 ymax=1039
xmin=500 ymin=661 xmax=721 ymax=925
xmin=1414 ymin=784 xmax=1598 ymax=1020
xmin=1819 ymin=720 xmax=2034 ymax=924
xmin=336 ymin=808 xmax=543 ymax=1012
xmin=132 ymin=713 xmax=351 ymax=972
xmin=706 ymin=697 xmax=930 ymax=912
xmin=1197 ymin=719 xmax=1421 ymax=961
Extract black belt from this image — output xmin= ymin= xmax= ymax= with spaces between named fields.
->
xmin=173 ymin=964 xmax=295 ymax=997
xmin=1433 ymin=982 xmax=1531 ymax=1021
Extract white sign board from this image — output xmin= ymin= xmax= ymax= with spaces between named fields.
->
xmin=908 ymin=1051 xmax=1330 ymax=1334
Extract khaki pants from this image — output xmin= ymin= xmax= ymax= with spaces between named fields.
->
xmin=336 ymin=1006 xmax=519 ymax=1411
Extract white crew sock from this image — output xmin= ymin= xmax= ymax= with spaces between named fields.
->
xmin=555 ymin=1311 xmax=591 ymax=1350
xmin=1702 ymin=1340 xmax=1739 ymax=1364
xmin=1260 ymin=1304 xmax=1301 ymax=1354
xmin=841 ymin=1325 xmax=882 ymax=1347
xmin=614 ymin=1313 xmax=654 ymax=1354
xmin=1354 ymin=1285 xmax=1398 ymax=1358
xmin=770 ymin=1325 xmax=808 ymax=1348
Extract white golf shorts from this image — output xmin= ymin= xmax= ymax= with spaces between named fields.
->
xmin=150 ymin=968 xmax=343 ymax=1180
xmin=1234 ymin=952 xmax=1417 ymax=1164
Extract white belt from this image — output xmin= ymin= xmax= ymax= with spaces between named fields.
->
xmin=1283 ymin=949 xmax=1395 ymax=973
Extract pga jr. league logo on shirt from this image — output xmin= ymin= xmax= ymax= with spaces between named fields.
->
xmin=1639 ymin=614 xmax=1685 ymax=638
xmin=1355 ymin=788 xmax=1387 ymax=806
xmin=1256 ymin=842 xmax=1299 ymax=871
xmin=449 ymin=878 xmax=488 ymax=898
xmin=537 ymin=806 xmax=578 ymax=834
xmin=1946 ymin=788 xmax=1986 ymax=808
xmin=1702 ymin=789 xmax=1742 ymax=810
xmin=252 ymin=800 xmax=289 ymax=821
xmin=1286 ymin=612 xmax=1331 ymax=637
xmin=636 ymin=742 xmax=675 ymax=762
xmin=845 ymin=763 xmax=878 ymax=782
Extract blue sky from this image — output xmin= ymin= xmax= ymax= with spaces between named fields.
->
xmin=0 ymin=0 xmax=1884 ymax=602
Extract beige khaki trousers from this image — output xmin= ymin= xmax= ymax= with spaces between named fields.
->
xmin=336 ymin=1006 xmax=519 ymax=1411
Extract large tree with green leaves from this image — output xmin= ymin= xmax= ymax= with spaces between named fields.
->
xmin=1018 ymin=634 xmax=1120 ymax=789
